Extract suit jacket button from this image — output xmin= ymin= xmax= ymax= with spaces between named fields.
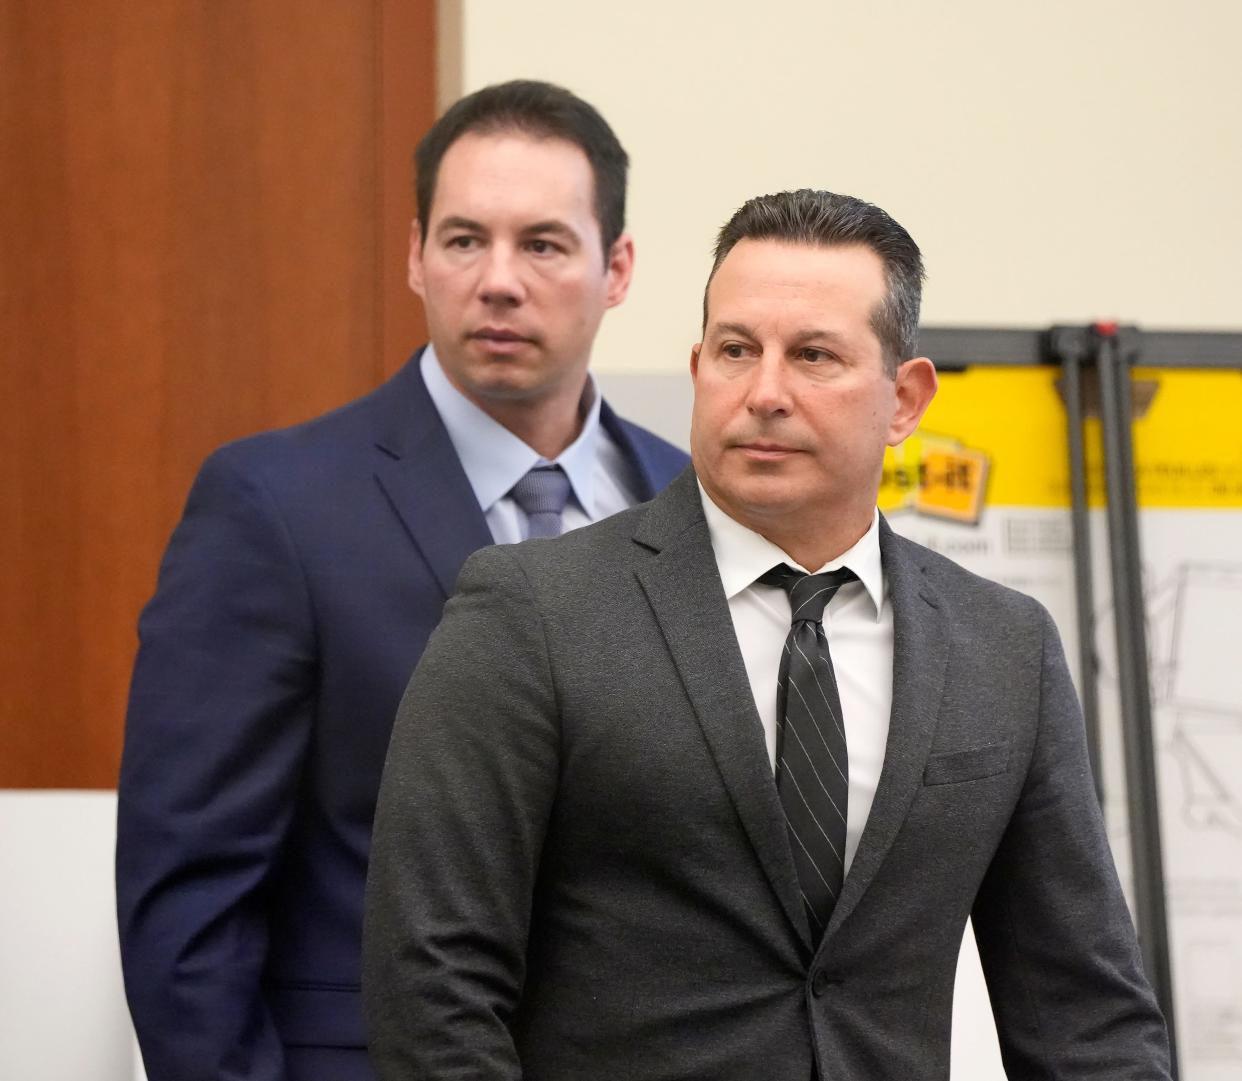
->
xmin=811 ymin=970 xmax=830 ymax=997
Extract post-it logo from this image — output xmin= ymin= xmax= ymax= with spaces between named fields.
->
xmin=880 ymin=433 xmax=990 ymax=524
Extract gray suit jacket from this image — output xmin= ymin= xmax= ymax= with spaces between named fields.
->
xmin=364 ymin=467 xmax=1170 ymax=1080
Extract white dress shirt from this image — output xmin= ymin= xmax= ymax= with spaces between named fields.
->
xmin=699 ymin=484 xmax=894 ymax=875
xmin=421 ymin=346 xmax=639 ymax=542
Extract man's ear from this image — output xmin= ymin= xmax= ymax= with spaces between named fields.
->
xmin=407 ymin=220 xmax=426 ymax=298
xmin=603 ymin=233 xmax=636 ymax=309
xmin=887 ymin=357 xmax=938 ymax=445
xmin=689 ymin=342 xmax=702 ymax=380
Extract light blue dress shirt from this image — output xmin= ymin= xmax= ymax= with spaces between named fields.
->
xmin=420 ymin=346 xmax=639 ymax=543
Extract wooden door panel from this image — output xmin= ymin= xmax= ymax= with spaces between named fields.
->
xmin=1 ymin=1 xmax=435 ymax=787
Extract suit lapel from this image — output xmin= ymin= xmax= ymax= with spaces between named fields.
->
xmin=823 ymin=520 xmax=948 ymax=939
xmin=633 ymin=472 xmax=812 ymax=951
xmin=600 ymin=400 xmax=659 ymax=501
xmin=371 ymin=355 xmax=493 ymax=597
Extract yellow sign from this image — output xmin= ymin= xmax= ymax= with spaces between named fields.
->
xmin=880 ymin=366 xmax=1242 ymax=513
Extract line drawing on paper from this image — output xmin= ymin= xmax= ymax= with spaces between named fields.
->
xmin=1099 ymin=562 xmax=1242 ymax=837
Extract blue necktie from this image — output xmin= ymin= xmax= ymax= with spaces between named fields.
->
xmin=509 ymin=465 xmax=572 ymax=539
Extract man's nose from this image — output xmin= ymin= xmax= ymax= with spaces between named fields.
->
xmin=477 ymin=245 xmax=525 ymax=307
xmin=745 ymin=352 xmax=793 ymax=417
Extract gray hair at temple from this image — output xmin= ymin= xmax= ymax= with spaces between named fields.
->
xmin=702 ymin=189 xmax=925 ymax=377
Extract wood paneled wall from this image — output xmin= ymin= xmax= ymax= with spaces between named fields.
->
xmin=1 ymin=1 xmax=436 ymax=788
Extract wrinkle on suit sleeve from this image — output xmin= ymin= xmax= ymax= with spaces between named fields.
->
xmin=364 ymin=542 xmax=560 ymax=1081
xmin=116 ymin=446 xmax=317 ymax=1081
xmin=970 ymin=603 xmax=1172 ymax=1079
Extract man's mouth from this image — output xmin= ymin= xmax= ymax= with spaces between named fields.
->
xmin=470 ymin=327 xmax=535 ymax=344
xmin=735 ymin=440 xmax=801 ymax=459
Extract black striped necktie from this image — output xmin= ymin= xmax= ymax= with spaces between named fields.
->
xmin=758 ymin=563 xmax=857 ymax=941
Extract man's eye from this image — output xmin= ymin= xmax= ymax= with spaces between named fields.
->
xmin=799 ymin=348 xmax=830 ymax=363
xmin=526 ymin=238 xmax=559 ymax=255
xmin=722 ymin=343 xmax=747 ymax=359
xmin=446 ymin=235 xmax=478 ymax=250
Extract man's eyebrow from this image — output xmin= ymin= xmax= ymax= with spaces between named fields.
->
xmin=788 ymin=327 xmax=850 ymax=348
xmin=707 ymin=321 xmax=758 ymax=340
xmin=521 ymin=220 xmax=580 ymax=241
xmin=433 ymin=215 xmax=485 ymax=235
xmin=707 ymin=323 xmax=850 ymax=345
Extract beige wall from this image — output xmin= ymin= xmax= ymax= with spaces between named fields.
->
xmin=447 ymin=0 xmax=1241 ymax=375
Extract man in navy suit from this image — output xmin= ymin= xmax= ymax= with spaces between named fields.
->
xmin=116 ymin=80 xmax=687 ymax=1081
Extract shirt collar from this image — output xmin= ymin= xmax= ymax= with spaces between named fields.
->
xmin=697 ymin=481 xmax=885 ymax=620
xmin=421 ymin=345 xmax=605 ymax=516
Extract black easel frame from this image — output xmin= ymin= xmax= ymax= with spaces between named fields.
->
xmin=921 ymin=323 xmax=1242 ymax=1080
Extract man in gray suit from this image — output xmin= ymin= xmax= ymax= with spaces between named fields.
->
xmin=364 ymin=189 xmax=1171 ymax=1079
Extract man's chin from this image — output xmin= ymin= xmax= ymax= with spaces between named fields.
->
xmin=468 ymin=378 xmax=544 ymax=403
xmin=710 ymin=476 xmax=805 ymax=521
xmin=458 ymin=350 xmax=538 ymax=383
xmin=462 ymin=365 xmax=575 ymax=408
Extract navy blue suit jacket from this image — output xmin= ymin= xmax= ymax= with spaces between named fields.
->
xmin=116 ymin=350 xmax=688 ymax=1081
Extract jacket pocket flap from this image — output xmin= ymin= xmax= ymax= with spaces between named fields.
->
xmin=923 ymin=741 xmax=1010 ymax=785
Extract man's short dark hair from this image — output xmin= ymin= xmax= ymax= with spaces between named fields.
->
xmin=703 ymin=189 xmax=925 ymax=376
xmin=415 ymin=80 xmax=629 ymax=257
